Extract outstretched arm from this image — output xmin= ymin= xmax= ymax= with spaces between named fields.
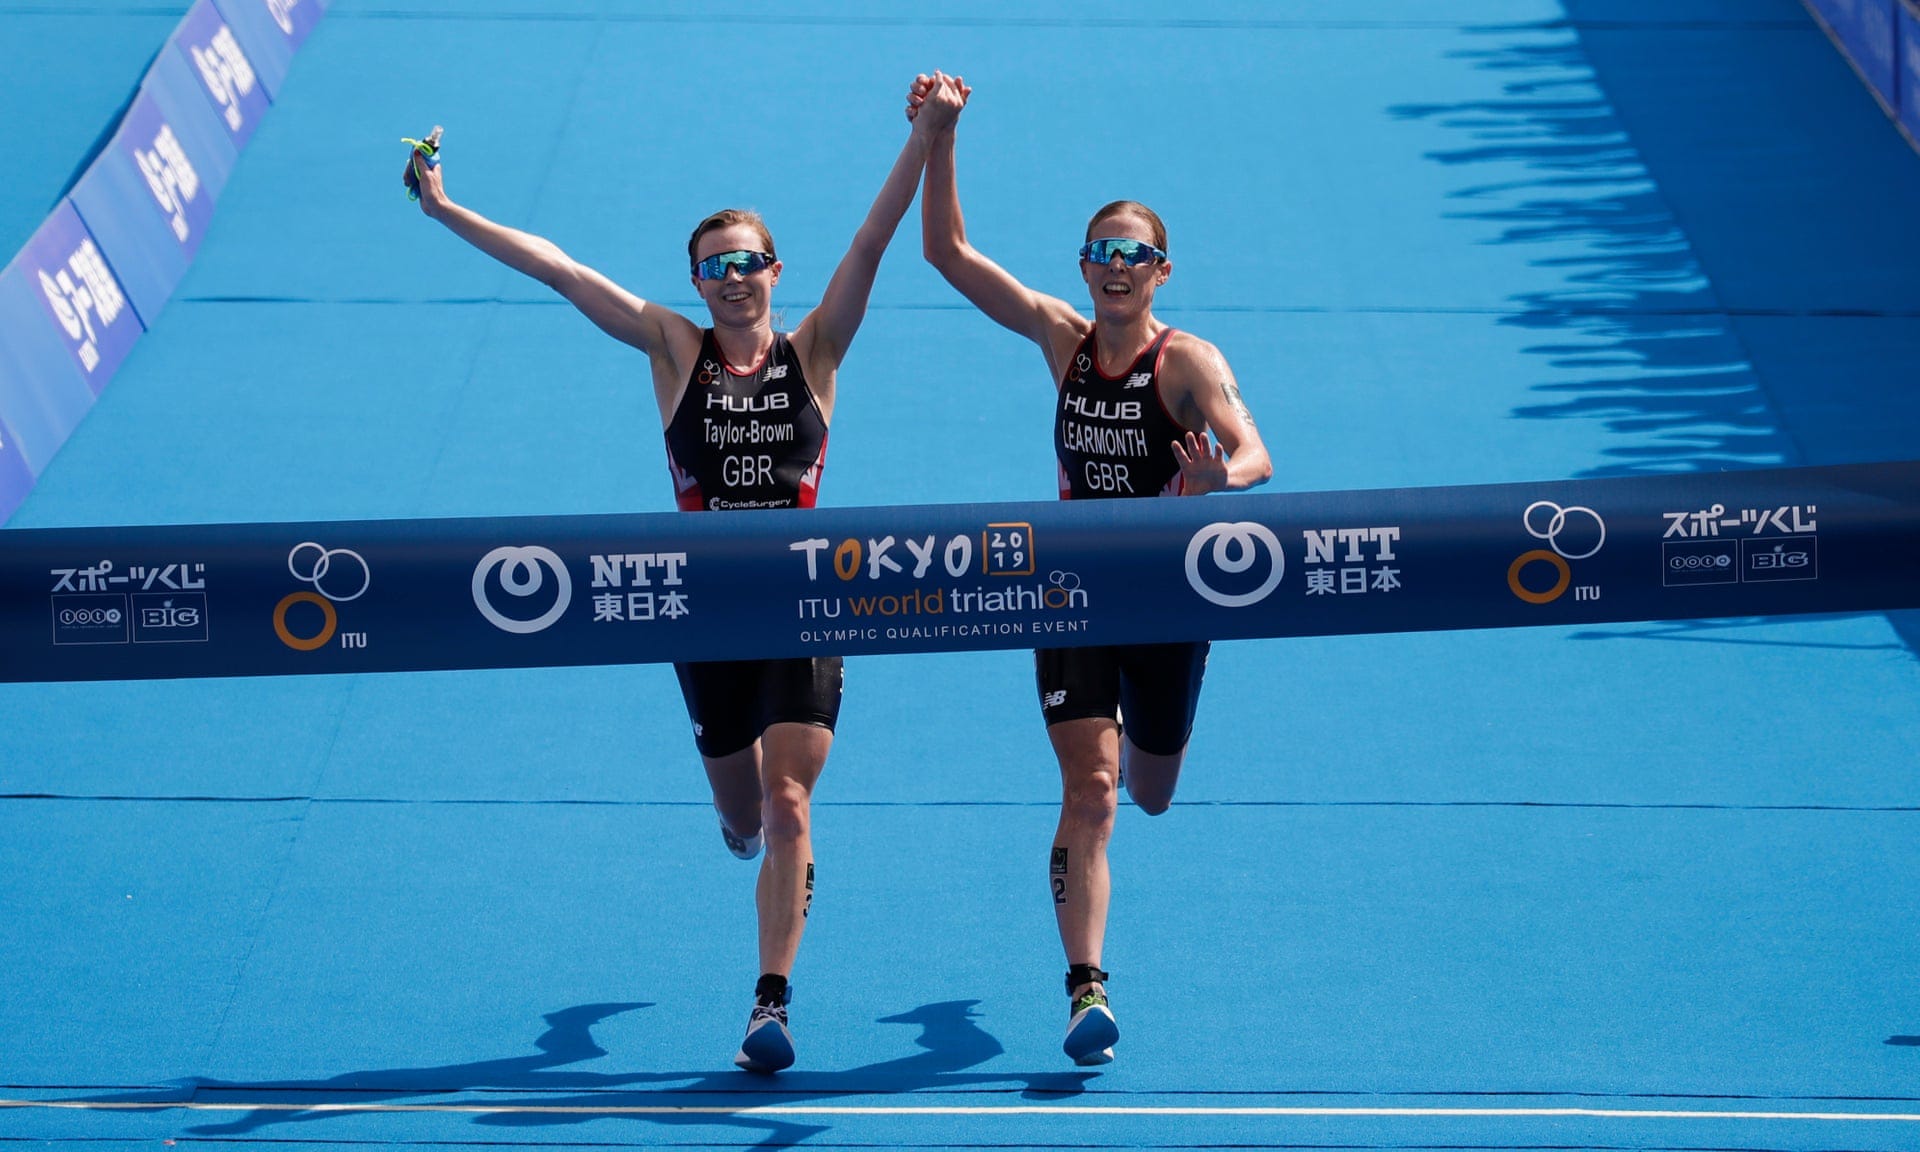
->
xmin=407 ymin=145 xmax=687 ymax=356
xmin=798 ymin=75 xmax=967 ymax=370
xmin=918 ymin=79 xmax=1083 ymax=351
xmin=1171 ymin=341 xmax=1274 ymax=495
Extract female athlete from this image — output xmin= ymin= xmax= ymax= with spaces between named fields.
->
xmin=408 ymin=75 xmax=967 ymax=1072
xmin=912 ymin=73 xmax=1273 ymax=1066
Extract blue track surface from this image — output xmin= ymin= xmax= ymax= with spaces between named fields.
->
xmin=5 ymin=2 xmax=1920 ymax=1149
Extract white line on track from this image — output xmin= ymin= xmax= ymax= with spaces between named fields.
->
xmin=5 ymin=1100 xmax=1920 ymax=1122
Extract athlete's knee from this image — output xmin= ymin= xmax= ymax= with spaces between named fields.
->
xmin=1123 ymin=763 xmax=1179 ymax=816
xmin=1061 ymin=763 xmax=1119 ymax=827
xmin=1128 ymin=781 xmax=1174 ymax=817
xmin=1122 ymin=743 xmax=1186 ymax=816
xmin=762 ymin=775 xmax=812 ymax=843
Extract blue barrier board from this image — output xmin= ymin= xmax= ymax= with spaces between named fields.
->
xmin=213 ymin=0 xmax=324 ymax=100
xmin=143 ymin=39 xmax=242 ymax=211
xmin=16 ymin=201 xmax=142 ymax=395
xmin=0 ymin=288 xmax=91 ymax=479
xmin=1812 ymin=0 xmax=1902 ymax=108
xmin=1808 ymin=0 xmax=1853 ymax=48
xmin=0 ymin=200 xmax=139 ymax=431
xmin=69 ymin=87 xmax=227 ymax=328
xmin=1858 ymin=0 xmax=1902 ymax=108
xmin=0 ymin=412 xmax=31 ymax=524
xmin=171 ymin=0 xmax=271 ymax=150
xmin=1902 ymin=0 xmax=1920 ymax=141
xmin=1 ymin=462 xmax=1916 ymax=683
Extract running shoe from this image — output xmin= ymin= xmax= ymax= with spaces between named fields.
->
xmin=720 ymin=821 xmax=763 ymax=861
xmin=734 ymin=1002 xmax=795 ymax=1072
xmin=1063 ymin=986 xmax=1119 ymax=1065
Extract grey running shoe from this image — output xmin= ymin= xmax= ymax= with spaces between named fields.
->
xmin=1064 ymin=986 xmax=1119 ymax=1065
xmin=734 ymin=1002 xmax=794 ymax=1072
xmin=720 ymin=821 xmax=763 ymax=861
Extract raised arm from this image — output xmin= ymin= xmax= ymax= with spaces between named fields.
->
xmin=1170 ymin=337 xmax=1274 ymax=495
xmin=918 ymin=81 xmax=1083 ymax=351
xmin=795 ymin=76 xmax=966 ymax=370
xmin=407 ymin=145 xmax=690 ymax=357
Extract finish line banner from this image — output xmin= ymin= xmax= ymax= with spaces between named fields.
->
xmin=3 ymin=461 xmax=1918 ymax=684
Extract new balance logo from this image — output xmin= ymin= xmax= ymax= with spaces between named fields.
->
xmin=1043 ymin=690 xmax=1068 ymax=708
xmin=1124 ymin=372 xmax=1152 ymax=389
xmin=764 ymin=363 xmax=789 ymax=381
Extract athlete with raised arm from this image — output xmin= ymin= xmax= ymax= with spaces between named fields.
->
xmin=406 ymin=75 xmax=968 ymax=1072
xmin=911 ymin=73 xmax=1273 ymax=1066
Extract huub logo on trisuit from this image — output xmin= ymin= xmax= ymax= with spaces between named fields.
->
xmin=1055 ymin=328 xmax=1183 ymax=498
xmin=665 ymin=332 xmax=827 ymax=512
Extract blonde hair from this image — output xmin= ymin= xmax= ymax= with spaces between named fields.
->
xmin=1085 ymin=200 xmax=1167 ymax=251
xmin=687 ymin=208 xmax=776 ymax=268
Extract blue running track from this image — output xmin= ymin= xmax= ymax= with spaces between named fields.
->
xmin=5 ymin=2 xmax=1920 ymax=1148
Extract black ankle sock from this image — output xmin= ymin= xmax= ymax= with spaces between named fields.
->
xmin=755 ymin=973 xmax=791 ymax=1007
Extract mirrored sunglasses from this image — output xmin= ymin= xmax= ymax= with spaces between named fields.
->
xmin=1079 ymin=237 xmax=1167 ymax=266
xmin=693 ymin=249 xmax=777 ymax=281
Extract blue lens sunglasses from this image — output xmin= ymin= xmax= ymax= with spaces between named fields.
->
xmin=693 ymin=249 xmax=777 ymax=281
xmin=1079 ymin=237 xmax=1167 ymax=266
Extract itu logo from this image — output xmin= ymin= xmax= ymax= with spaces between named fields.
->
xmin=1507 ymin=501 xmax=1605 ymax=605
xmin=473 ymin=545 xmax=572 ymax=634
xmin=274 ymin=543 xmax=370 ymax=651
xmin=1185 ymin=522 xmax=1285 ymax=608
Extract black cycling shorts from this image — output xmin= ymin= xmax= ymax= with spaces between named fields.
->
xmin=1034 ymin=641 xmax=1210 ymax=755
xmin=674 ymin=656 xmax=844 ymax=758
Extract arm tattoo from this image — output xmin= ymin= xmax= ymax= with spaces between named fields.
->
xmin=1219 ymin=377 xmax=1257 ymax=429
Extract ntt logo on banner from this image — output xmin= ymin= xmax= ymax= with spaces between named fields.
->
xmin=473 ymin=546 xmax=572 ymax=634
xmin=1185 ymin=522 xmax=1285 ymax=608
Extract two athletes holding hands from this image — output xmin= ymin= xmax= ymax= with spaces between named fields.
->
xmin=407 ymin=70 xmax=1267 ymax=1072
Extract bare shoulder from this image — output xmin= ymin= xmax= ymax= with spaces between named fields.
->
xmin=1162 ymin=329 xmax=1260 ymax=430
xmin=1043 ymin=292 xmax=1093 ymax=335
xmin=653 ymin=306 xmax=706 ymax=372
xmin=1039 ymin=300 xmax=1094 ymax=380
xmin=646 ymin=310 xmax=710 ymax=427
xmin=655 ymin=302 xmax=704 ymax=346
xmin=1162 ymin=329 xmax=1232 ymax=380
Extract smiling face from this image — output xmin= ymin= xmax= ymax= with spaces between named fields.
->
xmin=690 ymin=220 xmax=781 ymax=328
xmin=1081 ymin=207 xmax=1170 ymax=321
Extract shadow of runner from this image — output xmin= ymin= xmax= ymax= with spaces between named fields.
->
xmin=1564 ymin=614 xmax=1918 ymax=652
xmin=59 ymin=1000 xmax=1092 ymax=1148
xmin=1388 ymin=18 xmax=1788 ymax=478
xmin=1393 ymin=5 xmax=1920 ymax=471
xmin=467 ymin=1000 xmax=1094 ymax=1148
xmin=1558 ymin=0 xmax=1920 ymax=656
xmin=1390 ymin=9 xmax=1920 ymax=658
xmin=170 ymin=1001 xmax=654 ymax=1134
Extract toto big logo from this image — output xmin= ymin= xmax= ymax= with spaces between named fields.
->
xmin=1185 ymin=522 xmax=1285 ymax=608
xmin=473 ymin=546 xmax=572 ymax=634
